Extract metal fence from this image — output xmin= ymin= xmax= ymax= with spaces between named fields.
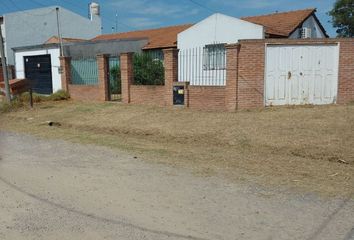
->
xmin=178 ymin=46 xmax=226 ymax=86
xmin=71 ymin=58 xmax=98 ymax=85
xmin=108 ymin=57 xmax=121 ymax=101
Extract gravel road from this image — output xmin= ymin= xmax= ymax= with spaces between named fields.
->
xmin=0 ymin=131 xmax=353 ymax=240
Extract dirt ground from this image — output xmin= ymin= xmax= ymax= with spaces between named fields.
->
xmin=0 ymin=101 xmax=353 ymax=196
xmin=1 ymin=131 xmax=354 ymax=240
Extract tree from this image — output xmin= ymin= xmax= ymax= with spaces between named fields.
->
xmin=328 ymin=0 xmax=354 ymax=37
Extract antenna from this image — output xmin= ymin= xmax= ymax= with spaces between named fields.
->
xmin=115 ymin=11 xmax=118 ymax=32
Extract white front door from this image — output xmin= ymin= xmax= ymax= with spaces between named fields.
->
xmin=265 ymin=45 xmax=339 ymax=106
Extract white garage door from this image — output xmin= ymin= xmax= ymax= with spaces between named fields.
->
xmin=265 ymin=44 xmax=339 ymax=106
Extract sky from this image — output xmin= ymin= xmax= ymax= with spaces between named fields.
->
xmin=0 ymin=0 xmax=338 ymax=37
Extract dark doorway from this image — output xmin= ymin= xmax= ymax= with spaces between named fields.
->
xmin=24 ymin=54 xmax=53 ymax=94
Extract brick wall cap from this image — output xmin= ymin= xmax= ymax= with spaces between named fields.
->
xmin=162 ymin=48 xmax=179 ymax=53
xmin=225 ymin=43 xmax=240 ymax=49
xmin=238 ymin=38 xmax=354 ymax=44
xmin=120 ymin=52 xmax=135 ymax=57
xmin=97 ymin=54 xmax=110 ymax=58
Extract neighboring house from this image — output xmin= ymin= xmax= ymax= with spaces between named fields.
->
xmin=177 ymin=8 xmax=328 ymax=85
xmin=91 ymin=24 xmax=193 ymax=59
xmin=13 ymin=36 xmax=147 ymax=94
xmin=242 ymin=8 xmax=328 ymax=38
xmin=0 ymin=3 xmax=102 ymax=65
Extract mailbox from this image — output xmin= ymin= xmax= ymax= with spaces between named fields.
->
xmin=173 ymin=85 xmax=185 ymax=105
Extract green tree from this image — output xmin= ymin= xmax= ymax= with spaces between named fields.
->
xmin=328 ymin=0 xmax=354 ymax=37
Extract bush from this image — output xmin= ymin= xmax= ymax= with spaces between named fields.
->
xmin=48 ymin=90 xmax=70 ymax=101
xmin=133 ymin=53 xmax=164 ymax=85
xmin=110 ymin=65 xmax=121 ymax=94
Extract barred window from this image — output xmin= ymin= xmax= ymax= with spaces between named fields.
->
xmin=203 ymin=44 xmax=226 ymax=70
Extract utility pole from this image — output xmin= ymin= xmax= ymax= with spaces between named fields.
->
xmin=56 ymin=7 xmax=64 ymax=57
xmin=0 ymin=24 xmax=11 ymax=102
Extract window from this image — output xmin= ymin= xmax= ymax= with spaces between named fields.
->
xmin=203 ymin=44 xmax=226 ymax=70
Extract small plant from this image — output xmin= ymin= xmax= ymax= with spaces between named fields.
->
xmin=19 ymin=92 xmax=47 ymax=103
xmin=0 ymin=99 xmax=24 ymax=113
xmin=133 ymin=53 xmax=164 ymax=85
xmin=48 ymin=90 xmax=70 ymax=101
xmin=110 ymin=65 xmax=121 ymax=94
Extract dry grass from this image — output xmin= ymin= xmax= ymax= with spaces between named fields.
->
xmin=0 ymin=101 xmax=353 ymax=196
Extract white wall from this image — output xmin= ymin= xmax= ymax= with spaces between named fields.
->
xmin=177 ymin=13 xmax=264 ymax=85
xmin=178 ymin=13 xmax=264 ymax=49
xmin=290 ymin=16 xmax=326 ymax=39
xmin=15 ymin=48 xmax=62 ymax=93
xmin=4 ymin=6 xmax=101 ymax=65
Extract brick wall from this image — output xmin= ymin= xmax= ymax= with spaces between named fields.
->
xmin=120 ymin=49 xmax=178 ymax=107
xmin=130 ymin=85 xmax=165 ymax=106
xmin=62 ymin=39 xmax=354 ymax=110
xmin=237 ymin=41 xmax=265 ymax=109
xmin=236 ymin=38 xmax=354 ymax=108
xmin=338 ymin=40 xmax=354 ymax=104
xmin=67 ymin=85 xmax=102 ymax=101
xmin=60 ymin=55 xmax=109 ymax=101
xmin=187 ymin=86 xmax=226 ymax=111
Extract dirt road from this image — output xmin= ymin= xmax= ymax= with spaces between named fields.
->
xmin=0 ymin=131 xmax=353 ymax=240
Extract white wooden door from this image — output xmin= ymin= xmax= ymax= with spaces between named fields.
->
xmin=265 ymin=45 xmax=339 ymax=106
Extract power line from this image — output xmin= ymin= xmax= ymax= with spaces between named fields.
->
xmin=187 ymin=0 xmax=215 ymax=13
xmin=58 ymin=0 xmax=138 ymax=31
xmin=6 ymin=0 xmax=56 ymax=17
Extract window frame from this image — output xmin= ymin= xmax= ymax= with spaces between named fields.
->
xmin=203 ymin=43 xmax=226 ymax=71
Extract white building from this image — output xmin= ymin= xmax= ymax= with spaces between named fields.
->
xmin=1 ymin=3 xmax=101 ymax=65
xmin=177 ymin=9 xmax=328 ymax=86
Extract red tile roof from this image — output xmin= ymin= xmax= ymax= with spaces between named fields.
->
xmin=90 ymin=9 xmax=325 ymax=50
xmin=91 ymin=24 xmax=193 ymax=50
xmin=45 ymin=36 xmax=86 ymax=44
xmin=242 ymin=8 xmax=318 ymax=37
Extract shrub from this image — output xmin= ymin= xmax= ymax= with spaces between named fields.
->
xmin=48 ymin=90 xmax=70 ymax=101
xmin=110 ymin=65 xmax=121 ymax=94
xmin=133 ymin=53 xmax=164 ymax=85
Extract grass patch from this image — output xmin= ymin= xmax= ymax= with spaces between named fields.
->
xmin=0 ymin=99 xmax=24 ymax=113
xmin=0 ymin=101 xmax=353 ymax=196
xmin=19 ymin=90 xmax=70 ymax=103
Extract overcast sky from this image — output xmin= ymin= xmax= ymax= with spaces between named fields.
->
xmin=0 ymin=0 xmax=337 ymax=36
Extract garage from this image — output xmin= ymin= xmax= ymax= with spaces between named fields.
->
xmin=14 ymin=45 xmax=62 ymax=95
xmin=265 ymin=44 xmax=339 ymax=106
xmin=24 ymin=54 xmax=53 ymax=94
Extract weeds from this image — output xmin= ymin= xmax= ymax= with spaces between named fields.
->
xmin=0 ymin=90 xmax=70 ymax=113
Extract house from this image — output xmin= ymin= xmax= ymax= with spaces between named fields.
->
xmin=242 ymin=8 xmax=328 ymax=38
xmin=91 ymin=24 xmax=193 ymax=59
xmin=13 ymin=37 xmax=147 ymax=94
xmin=0 ymin=3 xmax=102 ymax=66
xmin=177 ymin=8 xmax=328 ymax=85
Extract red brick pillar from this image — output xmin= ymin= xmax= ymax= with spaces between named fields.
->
xmin=59 ymin=56 xmax=71 ymax=92
xmin=97 ymin=54 xmax=109 ymax=101
xmin=225 ymin=44 xmax=240 ymax=111
xmin=163 ymin=48 xmax=179 ymax=106
xmin=338 ymin=40 xmax=354 ymax=104
xmin=120 ymin=53 xmax=134 ymax=104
